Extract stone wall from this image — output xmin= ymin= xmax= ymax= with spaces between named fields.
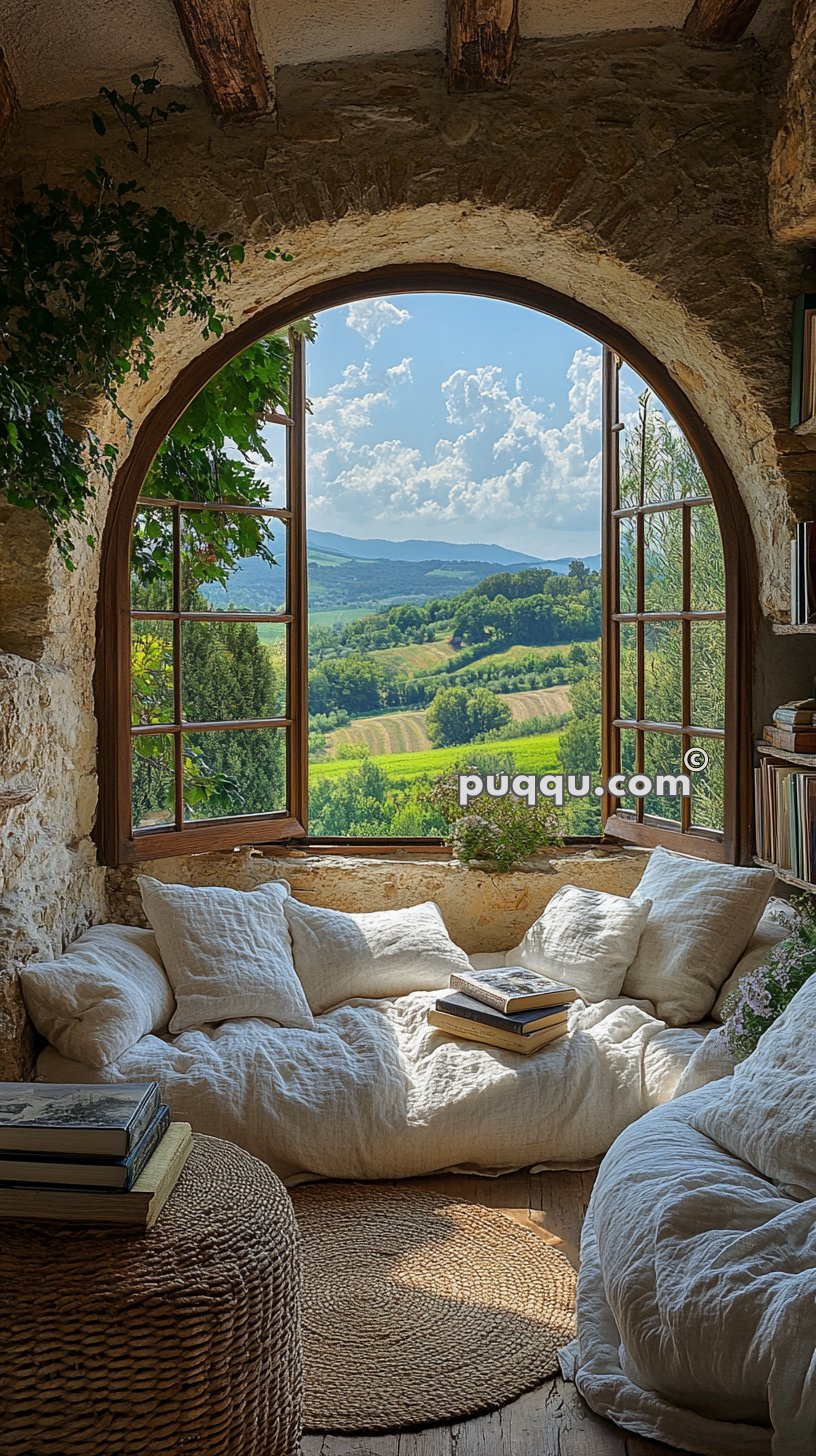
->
xmin=0 ymin=30 xmax=814 ymax=1047
xmin=109 ymin=846 xmax=648 ymax=956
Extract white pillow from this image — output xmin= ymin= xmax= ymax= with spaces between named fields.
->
xmin=20 ymin=924 xmax=174 ymax=1068
xmin=690 ymin=972 xmax=816 ymax=1199
xmin=508 ymin=884 xmax=652 ymax=1003
xmin=283 ymin=898 xmax=471 ymax=1015
xmin=138 ymin=877 xmax=314 ymax=1033
xmin=622 ymin=846 xmax=774 ymax=1026
xmin=712 ymin=901 xmax=796 ymax=1020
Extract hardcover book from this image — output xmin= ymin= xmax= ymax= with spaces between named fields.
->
xmin=428 ymin=1010 xmax=568 ymax=1055
xmin=448 ymin=966 xmax=579 ymax=1014
xmin=765 ymin=726 xmax=816 ymax=753
xmin=0 ymin=1122 xmax=192 ymax=1229
xmin=0 ymin=1105 xmax=171 ymax=1190
xmin=435 ymin=991 xmax=570 ymax=1036
xmin=0 ymin=1083 xmax=161 ymax=1158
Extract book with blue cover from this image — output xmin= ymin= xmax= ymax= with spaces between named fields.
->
xmin=0 ymin=1104 xmax=171 ymax=1189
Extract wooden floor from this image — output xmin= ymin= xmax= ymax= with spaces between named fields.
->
xmin=300 ymin=1169 xmax=680 ymax=1456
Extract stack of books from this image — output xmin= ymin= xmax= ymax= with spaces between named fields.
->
xmin=0 ymin=1082 xmax=192 ymax=1230
xmin=790 ymin=521 xmax=816 ymax=625
xmin=428 ymin=966 xmax=578 ymax=1055
xmin=763 ymin=699 xmax=816 ymax=754
xmin=755 ymin=757 xmax=816 ymax=884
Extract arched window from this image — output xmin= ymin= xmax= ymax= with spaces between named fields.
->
xmin=96 ymin=271 xmax=751 ymax=865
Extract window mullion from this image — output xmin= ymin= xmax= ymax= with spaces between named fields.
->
xmin=287 ymin=329 xmax=309 ymax=834
xmin=681 ymin=503 xmax=692 ymax=833
xmin=172 ymin=504 xmax=183 ymax=832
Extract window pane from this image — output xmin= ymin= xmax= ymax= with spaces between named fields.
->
xmin=146 ymin=432 xmax=288 ymax=510
xmin=609 ymin=727 xmax=638 ymax=818
xmin=181 ymin=514 xmax=286 ymax=614
xmin=643 ymin=509 xmax=682 ymax=613
xmin=691 ymin=620 xmax=726 ymax=730
xmin=619 ymin=622 xmax=637 ymax=721
xmin=689 ymin=735 xmax=725 ymax=831
xmin=690 ymin=504 xmax=725 ymax=612
xmin=131 ymin=507 xmax=174 ymax=610
xmin=132 ymin=734 xmax=175 ymax=831
xmin=643 ymin=620 xmax=682 ymax=725
xmin=642 ymin=730 xmax=683 ymax=825
xmin=618 ymin=517 xmax=637 ymax=613
xmin=182 ymin=727 xmax=287 ymax=821
xmin=131 ymin=620 xmax=174 ymax=727
xmin=621 ymin=388 xmax=707 ymax=505
xmin=181 ymin=620 xmax=286 ymax=724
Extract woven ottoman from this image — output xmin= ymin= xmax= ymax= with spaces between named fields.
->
xmin=0 ymin=1133 xmax=302 ymax=1456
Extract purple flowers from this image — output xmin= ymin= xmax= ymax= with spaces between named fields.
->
xmin=721 ymin=898 xmax=816 ymax=1061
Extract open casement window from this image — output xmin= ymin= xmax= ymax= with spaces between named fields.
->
xmin=101 ymin=333 xmax=308 ymax=863
xmin=600 ymin=348 xmax=732 ymax=861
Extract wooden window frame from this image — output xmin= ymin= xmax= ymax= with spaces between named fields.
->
xmin=601 ymin=348 xmax=734 ymax=863
xmin=95 ymin=265 xmax=756 ymax=866
xmin=97 ymin=334 xmax=308 ymax=863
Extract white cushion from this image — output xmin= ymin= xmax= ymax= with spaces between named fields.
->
xmin=622 ymin=847 xmax=774 ymax=1026
xmin=20 ymin=924 xmax=174 ymax=1068
xmin=508 ymin=884 xmax=652 ymax=1003
xmin=138 ymin=877 xmax=314 ymax=1033
xmin=711 ymin=900 xmax=796 ymax=1020
xmin=691 ymin=972 xmax=816 ymax=1199
xmin=283 ymin=898 xmax=471 ymax=1015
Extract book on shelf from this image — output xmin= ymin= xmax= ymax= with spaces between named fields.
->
xmin=0 ymin=1104 xmax=171 ymax=1190
xmin=755 ymin=756 xmax=816 ymax=884
xmin=427 ymin=1009 xmax=568 ymax=1055
xmin=791 ymin=522 xmax=816 ymax=625
xmin=435 ymin=991 xmax=570 ymax=1036
xmin=764 ymin=726 xmax=816 ymax=753
xmin=448 ymin=966 xmax=579 ymax=1014
xmin=0 ymin=1082 xmax=161 ymax=1157
xmin=773 ymin=699 xmax=816 ymax=727
xmin=0 ymin=1122 xmax=192 ymax=1229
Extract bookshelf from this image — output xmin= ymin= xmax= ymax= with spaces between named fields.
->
xmin=755 ymin=742 xmax=816 ymax=891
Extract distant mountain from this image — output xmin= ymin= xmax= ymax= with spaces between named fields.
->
xmin=308 ymin=531 xmax=600 ymax=576
xmin=307 ymin=530 xmax=545 ymax=567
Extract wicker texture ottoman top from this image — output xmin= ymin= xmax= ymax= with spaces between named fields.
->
xmin=0 ymin=1134 xmax=302 ymax=1456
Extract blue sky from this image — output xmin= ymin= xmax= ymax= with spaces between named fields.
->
xmin=303 ymin=293 xmax=608 ymax=561
xmin=254 ymin=293 xmax=655 ymax=560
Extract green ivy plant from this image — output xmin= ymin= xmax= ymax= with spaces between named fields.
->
xmin=0 ymin=73 xmax=288 ymax=566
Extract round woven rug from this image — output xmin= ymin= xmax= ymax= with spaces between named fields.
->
xmin=291 ymin=1182 xmax=577 ymax=1433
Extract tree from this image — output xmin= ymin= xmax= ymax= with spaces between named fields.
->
xmin=426 ymin=685 xmax=512 ymax=748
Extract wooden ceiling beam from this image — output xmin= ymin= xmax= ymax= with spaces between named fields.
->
xmin=447 ymin=0 xmax=519 ymax=90
xmin=683 ymin=0 xmax=763 ymax=43
xmin=0 ymin=46 xmax=18 ymax=143
xmin=170 ymin=0 xmax=271 ymax=117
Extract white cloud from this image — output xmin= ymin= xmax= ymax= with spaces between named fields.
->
xmin=345 ymin=298 xmax=411 ymax=348
xmin=304 ymin=346 xmax=624 ymax=554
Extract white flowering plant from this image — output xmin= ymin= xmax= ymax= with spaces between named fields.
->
xmin=720 ymin=898 xmax=816 ymax=1061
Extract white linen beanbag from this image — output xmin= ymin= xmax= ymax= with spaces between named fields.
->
xmin=138 ymin=876 xmax=315 ymax=1033
xmin=690 ymin=970 xmax=816 ymax=1200
xmin=283 ymin=898 xmax=472 ymax=1015
xmin=623 ymin=846 xmax=774 ymax=1025
xmin=20 ymin=924 xmax=175 ymax=1068
xmin=509 ymin=884 xmax=652 ymax=1003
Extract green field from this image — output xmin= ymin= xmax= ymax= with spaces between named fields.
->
xmin=327 ymin=685 xmax=571 ymax=757
xmin=368 ymin=639 xmax=458 ymax=673
xmin=310 ymin=730 xmax=563 ymax=786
